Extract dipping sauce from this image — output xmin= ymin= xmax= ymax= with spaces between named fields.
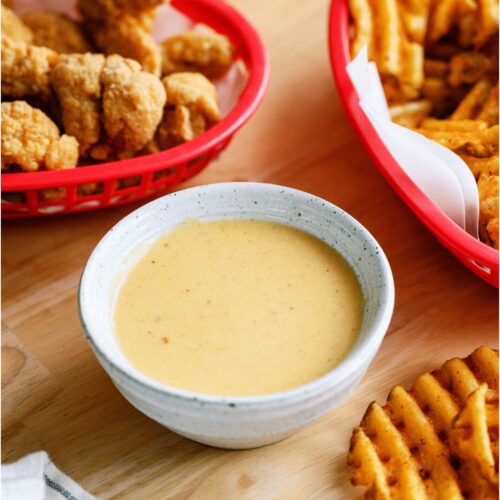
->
xmin=114 ymin=219 xmax=364 ymax=396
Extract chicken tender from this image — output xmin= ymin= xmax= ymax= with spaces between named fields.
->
xmin=154 ymin=72 xmax=221 ymax=148
xmin=78 ymin=0 xmax=161 ymax=75
xmin=1 ymin=36 xmax=58 ymax=98
xmin=52 ymin=53 xmax=105 ymax=154
xmin=1 ymin=101 xmax=78 ymax=172
xmin=21 ymin=11 xmax=93 ymax=54
xmin=78 ymin=0 xmax=163 ymax=19
xmin=160 ymin=31 xmax=235 ymax=79
xmin=1 ymin=5 xmax=33 ymax=43
xmin=99 ymin=55 xmax=166 ymax=153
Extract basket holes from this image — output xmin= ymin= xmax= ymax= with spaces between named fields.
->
xmin=152 ymin=168 xmax=177 ymax=182
xmin=38 ymin=187 xmax=67 ymax=202
xmin=2 ymin=191 xmax=26 ymax=204
xmin=116 ymin=176 xmax=142 ymax=190
xmin=77 ymin=182 xmax=104 ymax=197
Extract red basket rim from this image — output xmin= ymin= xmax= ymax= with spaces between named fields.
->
xmin=2 ymin=0 xmax=270 ymax=191
xmin=328 ymin=0 xmax=498 ymax=277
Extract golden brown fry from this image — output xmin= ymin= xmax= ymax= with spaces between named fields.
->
xmin=100 ymin=55 xmax=166 ymax=152
xmin=422 ymin=77 xmax=468 ymax=117
xmin=154 ymin=72 xmax=221 ymax=149
xmin=449 ymin=52 xmax=497 ymax=87
xmin=424 ymin=58 xmax=448 ymax=78
xmin=477 ymin=174 xmax=499 ymax=248
xmin=427 ymin=42 xmax=461 ymax=60
xmin=399 ymin=42 xmax=424 ymax=99
xmin=427 ymin=0 xmax=458 ymax=43
xmin=348 ymin=0 xmax=374 ymax=57
xmin=451 ymin=78 xmax=493 ymax=120
xmin=460 ymin=154 xmax=499 ymax=178
xmin=370 ymin=0 xmax=401 ymax=76
xmin=477 ymin=83 xmax=499 ymax=126
xmin=1 ymin=5 xmax=33 ymax=43
xmin=399 ymin=0 xmax=431 ymax=44
xmin=450 ymin=384 xmax=499 ymax=486
xmin=1 ymin=101 xmax=78 ymax=172
xmin=51 ymin=53 xmax=106 ymax=154
xmin=160 ymin=31 xmax=235 ymax=79
xmin=474 ymin=0 xmax=499 ymax=47
xmin=390 ymin=99 xmax=432 ymax=127
xmin=456 ymin=0 xmax=478 ymax=47
xmin=21 ymin=11 xmax=93 ymax=54
xmin=416 ymin=125 xmax=499 ymax=156
xmin=1 ymin=36 xmax=58 ymax=98
xmin=421 ymin=118 xmax=488 ymax=131
xmin=348 ymin=347 xmax=500 ymax=499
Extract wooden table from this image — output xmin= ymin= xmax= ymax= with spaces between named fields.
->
xmin=2 ymin=1 xmax=498 ymax=498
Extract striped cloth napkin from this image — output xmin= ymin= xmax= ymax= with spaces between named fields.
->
xmin=2 ymin=452 xmax=95 ymax=500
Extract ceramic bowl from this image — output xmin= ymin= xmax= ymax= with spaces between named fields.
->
xmin=78 ymin=182 xmax=394 ymax=449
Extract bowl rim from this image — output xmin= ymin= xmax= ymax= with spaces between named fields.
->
xmin=79 ymin=182 xmax=395 ymax=407
xmin=2 ymin=0 xmax=270 ymax=192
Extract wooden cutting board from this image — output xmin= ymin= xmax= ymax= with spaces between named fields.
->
xmin=2 ymin=0 xmax=498 ymax=498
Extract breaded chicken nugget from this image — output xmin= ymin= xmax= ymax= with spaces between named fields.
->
xmin=1 ymin=101 xmax=78 ymax=172
xmin=99 ymin=55 xmax=166 ymax=152
xmin=1 ymin=5 xmax=33 ymax=43
xmin=77 ymin=0 xmax=161 ymax=75
xmin=21 ymin=11 xmax=93 ymax=54
xmin=52 ymin=53 xmax=106 ymax=154
xmin=154 ymin=72 xmax=221 ymax=148
xmin=160 ymin=31 xmax=235 ymax=79
xmin=1 ymin=36 xmax=58 ymax=98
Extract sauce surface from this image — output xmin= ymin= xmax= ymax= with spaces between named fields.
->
xmin=114 ymin=219 xmax=364 ymax=396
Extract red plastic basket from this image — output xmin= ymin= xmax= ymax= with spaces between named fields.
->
xmin=1 ymin=0 xmax=269 ymax=218
xmin=328 ymin=0 xmax=499 ymax=287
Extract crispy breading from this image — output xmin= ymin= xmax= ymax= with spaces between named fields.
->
xmin=348 ymin=346 xmax=500 ymax=499
xmin=21 ymin=11 xmax=93 ymax=54
xmin=1 ymin=101 xmax=78 ymax=172
xmin=1 ymin=5 xmax=33 ymax=43
xmin=154 ymin=72 xmax=221 ymax=148
xmin=99 ymin=55 xmax=166 ymax=152
xmin=477 ymin=174 xmax=499 ymax=248
xmin=51 ymin=53 xmax=106 ymax=154
xmin=1 ymin=36 xmax=58 ymax=98
xmin=78 ymin=0 xmax=163 ymax=19
xmin=77 ymin=0 xmax=161 ymax=75
xmin=160 ymin=31 xmax=235 ymax=79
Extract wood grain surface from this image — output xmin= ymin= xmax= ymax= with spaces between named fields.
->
xmin=2 ymin=1 xmax=498 ymax=498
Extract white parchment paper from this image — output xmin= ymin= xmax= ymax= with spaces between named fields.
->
xmin=347 ymin=47 xmax=479 ymax=238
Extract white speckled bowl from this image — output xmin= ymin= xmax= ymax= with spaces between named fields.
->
xmin=79 ymin=182 xmax=394 ymax=449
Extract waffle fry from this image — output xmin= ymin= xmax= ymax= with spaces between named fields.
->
xmin=347 ymin=347 xmax=499 ymax=499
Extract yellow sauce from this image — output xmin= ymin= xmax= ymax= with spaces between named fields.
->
xmin=114 ymin=219 xmax=363 ymax=396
